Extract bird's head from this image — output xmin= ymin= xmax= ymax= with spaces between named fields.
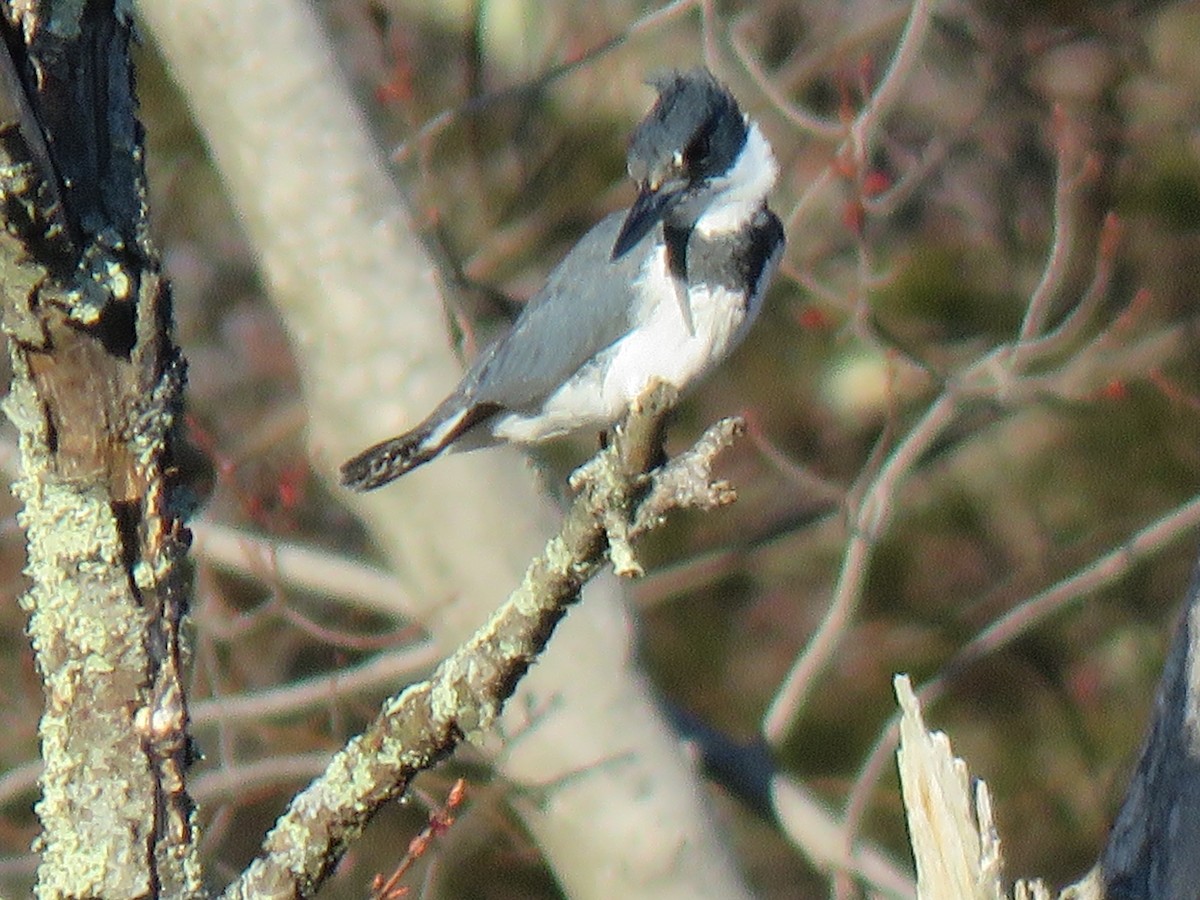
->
xmin=612 ymin=68 xmax=777 ymax=259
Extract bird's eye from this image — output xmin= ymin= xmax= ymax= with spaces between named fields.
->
xmin=683 ymin=130 xmax=711 ymax=170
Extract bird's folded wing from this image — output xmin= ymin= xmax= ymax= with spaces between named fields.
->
xmin=467 ymin=211 xmax=651 ymax=412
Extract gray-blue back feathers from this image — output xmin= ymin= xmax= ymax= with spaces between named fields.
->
xmin=338 ymin=214 xmax=655 ymax=490
xmin=467 ymin=212 xmax=645 ymax=411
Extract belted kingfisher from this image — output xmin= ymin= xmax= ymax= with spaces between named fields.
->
xmin=341 ymin=68 xmax=784 ymax=491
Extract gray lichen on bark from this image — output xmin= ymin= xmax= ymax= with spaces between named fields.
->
xmin=0 ymin=1 xmax=201 ymax=896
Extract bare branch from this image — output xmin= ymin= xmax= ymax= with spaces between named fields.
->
xmin=191 ymin=519 xmax=414 ymax=619
xmin=765 ymin=103 xmax=1127 ymax=749
xmin=190 ymin=644 xmax=441 ymax=727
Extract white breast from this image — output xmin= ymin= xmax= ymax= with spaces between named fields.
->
xmin=490 ymin=243 xmax=749 ymax=443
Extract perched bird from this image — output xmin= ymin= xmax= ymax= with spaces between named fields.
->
xmin=341 ymin=68 xmax=784 ymax=491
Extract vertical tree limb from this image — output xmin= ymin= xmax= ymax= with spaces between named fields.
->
xmin=1099 ymin=557 xmax=1200 ymax=899
xmin=0 ymin=1 xmax=199 ymax=896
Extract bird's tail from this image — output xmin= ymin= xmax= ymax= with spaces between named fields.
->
xmin=339 ymin=399 xmax=494 ymax=491
xmin=339 ymin=427 xmax=441 ymax=491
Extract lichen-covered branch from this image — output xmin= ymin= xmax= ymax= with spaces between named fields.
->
xmin=0 ymin=2 xmax=200 ymax=897
xmin=221 ymin=383 xmax=743 ymax=899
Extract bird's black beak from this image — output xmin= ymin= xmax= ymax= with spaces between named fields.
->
xmin=611 ymin=181 xmax=686 ymax=260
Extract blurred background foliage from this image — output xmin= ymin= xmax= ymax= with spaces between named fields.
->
xmin=4 ymin=0 xmax=1200 ymax=896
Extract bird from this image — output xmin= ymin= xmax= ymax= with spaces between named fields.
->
xmin=341 ymin=67 xmax=785 ymax=491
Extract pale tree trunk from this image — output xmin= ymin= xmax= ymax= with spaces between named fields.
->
xmin=0 ymin=1 xmax=200 ymax=897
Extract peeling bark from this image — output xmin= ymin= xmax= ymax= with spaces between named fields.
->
xmin=0 ymin=2 xmax=200 ymax=896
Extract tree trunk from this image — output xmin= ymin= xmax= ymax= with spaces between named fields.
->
xmin=0 ymin=2 xmax=200 ymax=896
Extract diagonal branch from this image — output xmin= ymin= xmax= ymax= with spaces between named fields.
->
xmin=220 ymin=382 xmax=744 ymax=899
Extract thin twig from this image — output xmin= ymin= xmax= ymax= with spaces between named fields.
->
xmin=784 ymin=0 xmax=940 ymax=237
xmin=389 ymin=0 xmax=700 ymax=164
xmin=190 ymin=643 xmax=441 ymax=727
xmin=1015 ymin=119 xmax=1091 ymax=345
xmin=848 ymin=0 xmax=938 ymax=160
xmin=728 ymin=8 xmax=844 ymax=140
xmin=192 ymin=520 xmax=413 ymax=619
xmin=765 ymin=100 xmax=1123 ymax=750
xmin=764 ymin=391 xmax=957 ymax=744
